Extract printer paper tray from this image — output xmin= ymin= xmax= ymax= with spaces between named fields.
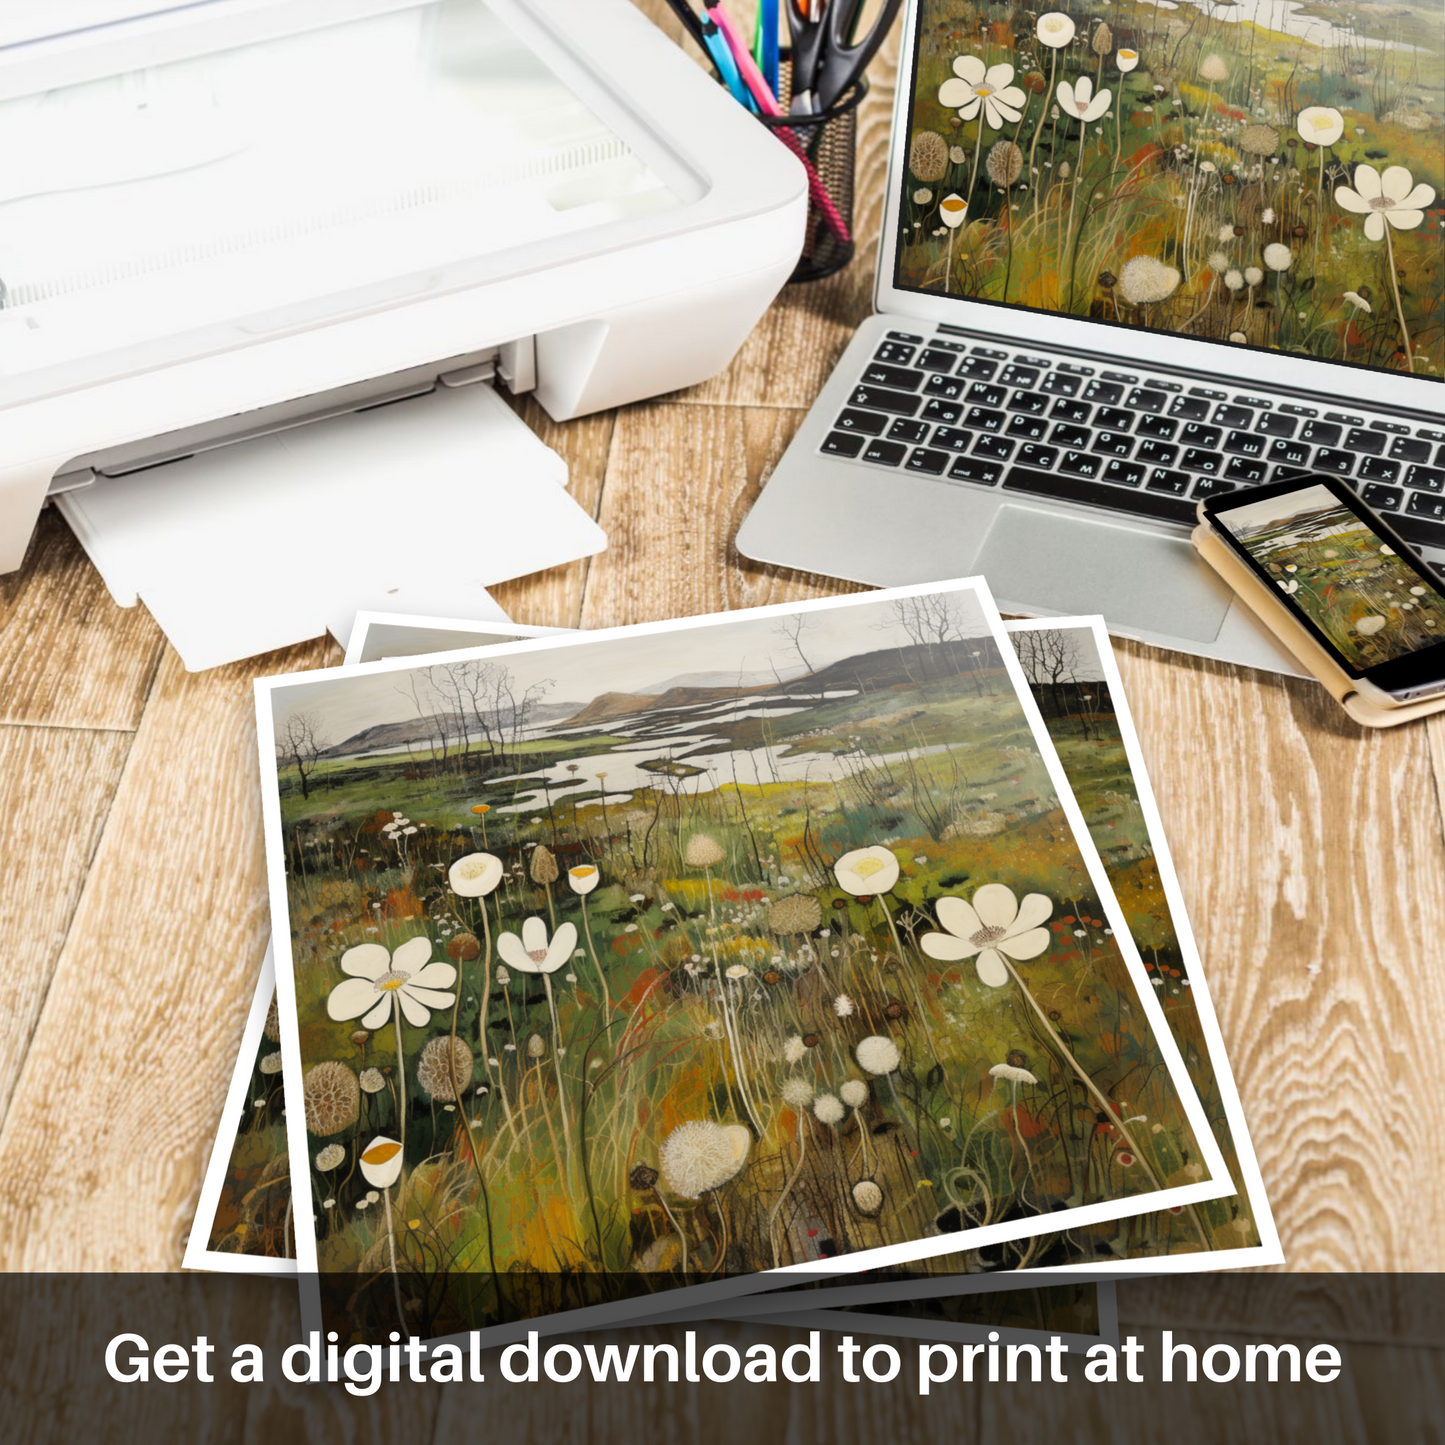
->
xmin=56 ymin=383 xmax=604 ymax=671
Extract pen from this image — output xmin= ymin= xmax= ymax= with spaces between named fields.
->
xmin=705 ymin=3 xmax=852 ymax=247
xmin=700 ymin=14 xmax=756 ymax=109
xmin=661 ymin=0 xmax=707 ymax=51
xmin=753 ymin=0 xmax=780 ymax=98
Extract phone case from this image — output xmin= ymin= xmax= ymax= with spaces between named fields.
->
xmin=1192 ymin=522 xmax=1445 ymax=729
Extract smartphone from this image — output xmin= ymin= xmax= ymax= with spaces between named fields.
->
xmin=1200 ymin=474 xmax=1445 ymax=706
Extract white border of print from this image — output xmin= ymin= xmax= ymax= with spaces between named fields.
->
xmin=255 ymin=578 xmax=1232 ymax=1346
xmin=342 ymin=612 xmax=566 ymax=666
xmin=184 ymin=941 xmax=294 ymax=1278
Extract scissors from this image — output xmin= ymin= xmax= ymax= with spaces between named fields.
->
xmin=786 ymin=0 xmax=903 ymax=114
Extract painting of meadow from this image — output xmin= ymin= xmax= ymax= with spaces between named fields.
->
xmin=1219 ymin=481 xmax=1445 ymax=666
xmin=898 ymin=0 xmax=1444 ymax=375
xmin=262 ymin=588 xmax=1217 ymax=1341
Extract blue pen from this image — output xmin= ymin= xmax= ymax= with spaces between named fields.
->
xmin=756 ymin=0 xmax=779 ymax=97
xmin=701 ymin=16 xmax=755 ymax=110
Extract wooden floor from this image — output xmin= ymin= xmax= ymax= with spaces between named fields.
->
xmin=2 ymin=4 xmax=1443 ymax=1438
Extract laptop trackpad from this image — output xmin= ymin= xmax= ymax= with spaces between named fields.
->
xmin=975 ymin=505 xmax=1234 ymax=643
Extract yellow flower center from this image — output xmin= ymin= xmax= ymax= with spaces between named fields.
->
xmin=362 ymin=1141 xmax=402 ymax=1166
xmin=1120 ymin=49 xmax=1136 ymax=59
xmin=570 ymin=866 xmax=597 ymax=880
xmin=852 ymin=857 xmax=887 ymax=879
xmin=942 ymin=198 xmax=967 ymax=213
xmin=1309 ymin=115 xmax=1333 ymax=132
xmin=456 ymin=857 xmax=491 ymax=880
xmin=377 ymin=970 xmax=409 ymax=991
xmin=974 ymin=83 xmax=995 ymax=96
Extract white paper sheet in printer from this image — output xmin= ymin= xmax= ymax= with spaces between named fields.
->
xmin=0 ymin=0 xmax=807 ymax=666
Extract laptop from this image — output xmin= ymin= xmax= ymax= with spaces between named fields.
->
xmin=738 ymin=0 xmax=1444 ymax=674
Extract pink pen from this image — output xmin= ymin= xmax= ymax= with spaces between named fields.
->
xmin=705 ymin=2 xmax=853 ymax=248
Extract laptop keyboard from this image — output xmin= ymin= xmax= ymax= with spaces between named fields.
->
xmin=822 ymin=330 xmax=1445 ymax=561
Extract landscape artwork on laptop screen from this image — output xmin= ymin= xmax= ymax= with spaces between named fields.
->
xmin=261 ymin=586 xmax=1221 ymax=1342
xmin=896 ymin=0 xmax=1444 ymax=377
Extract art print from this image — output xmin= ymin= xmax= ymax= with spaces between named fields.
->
xmin=258 ymin=582 xmax=1227 ymax=1344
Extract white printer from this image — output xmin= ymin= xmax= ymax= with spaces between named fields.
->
xmin=0 ymin=0 xmax=806 ymax=665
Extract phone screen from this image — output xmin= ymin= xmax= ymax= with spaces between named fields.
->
xmin=1211 ymin=480 xmax=1445 ymax=676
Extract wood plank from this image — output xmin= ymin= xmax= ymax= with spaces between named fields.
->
xmin=1109 ymin=639 xmax=1445 ymax=1272
xmin=578 ymin=403 xmax=866 ymax=630
xmin=0 ymin=725 xmax=134 ymax=1128
xmin=0 ymin=510 xmax=165 ymax=730
xmin=0 ymin=638 xmax=336 ymax=1269
xmin=490 ymin=398 xmax=614 ymax=630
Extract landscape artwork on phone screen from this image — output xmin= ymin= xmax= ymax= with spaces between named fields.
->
xmin=897 ymin=0 xmax=1444 ymax=376
xmin=262 ymin=586 xmax=1219 ymax=1342
xmin=1219 ymin=481 xmax=1445 ymax=665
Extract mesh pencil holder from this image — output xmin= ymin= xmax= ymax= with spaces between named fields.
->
xmin=758 ymin=61 xmax=867 ymax=284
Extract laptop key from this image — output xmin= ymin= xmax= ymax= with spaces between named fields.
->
xmin=1192 ymin=476 xmax=1237 ymax=498
xmin=1268 ymin=438 xmax=1311 ymax=468
xmin=1008 ymin=390 xmax=1051 ymax=416
xmin=1300 ymin=420 xmax=1343 ymax=447
xmin=947 ymin=457 xmax=1004 ymax=485
xmin=886 ymin=330 xmax=924 ymax=343
xmin=1060 ymin=450 xmax=1103 ymax=478
xmin=1224 ymin=456 xmax=1268 ymax=483
xmin=1146 ymin=469 xmax=1191 ymax=495
xmin=1051 ymin=423 xmax=1092 ymax=449
xmin=1127 ymin=388 xmax=1168 ymax=413
xmin=1437 ymin=444 xmax=1445 ymax=467
xmin=1256 ymin=413 xmax=1298 ymax=438
xmin=1003 ymin=466 xmax=1197 ymax=524
xmin=1390 ymin=436 xmax=1433 ymax=465
xmin=930 ymin=427 xmax=975 ymax=453
xmin=1180 ymin=423 xmax=1223 ymax=449
xmin=957 ymin=356 xmax=1000 ymax=380
xmin=967 ymin=383 xmax=1008 ymax=407
xmin=1223 ymin=431 xmax=1266 ymax=458
xmin=1005 ymin=412 xmax=1048 ymax=441
xmin=1359 ymin=457 xmax=1400 ymax=484
xmin=1346 ymin=427 xmax=1386 ymax=456
xmin=964 ymin=406 xmax=1006 ymax=432
xmin=1169 ymin=395 xmax=1213 ymax=421
xmin=1016 ymin=443 xmax=1059 ymax=469
xmin=974 ymin=435 xmax=1015 ymax=462
xmin=1136 ymin=440 xmax=1179 ymax=467
xmin=922 ymin=397 xmax=963 ymax=425
xmin=924 ymin=373 xmax=967 ymax=400
xmin=1394 ymin=514 xmax=1445 ymax=552
xmin=1214 ymin=403 xmax=1254 ymax=429
xmin=916 ymin=347 xmax=960 ymax=372
xmin=1095 ymin=406 xmax=1134 ymax=432
xmin=1104 ymin=459 xmax=1147 ymax=487
xmin=860 ymin=438 xmax=908 ymax=467
xmin=1092 ymin=432 xmax=1134 ymax=458
xmin=1406 ymin=465 xmax=1445 ymax=493
xmin=821 ymin=431 xmax=865 ymax=458
xmin=1083 ymin=379 xmax=1124 ymax=404
xmin=999 ymin=364 xmax=1041 ymax=388
xmin=850 ymin=385 xmax=921 ymax=417
xmin=1041 ymin=372 xmax=1082 ymax=397
xmin=906 ymin=447 xmax=951 ymax=476
xmin=1050 ymin=398 xmax=1092 ymax=424
xmin=1182 ymin=448 xmax=1223 ymax=475
xmin=874 ymin=342 xmax=917 ymax=365
xmin=1407 ymin=491 xmax=1445 ymax=522
xmin=1137 ymin=414 xmax=1179 ymax=440
xmin=1361 ymin=483 xmax=1403 ymax=511
xmin=835 ymin=408 xmax=890 ymax=436
xmin=887 ymin=418 xmax=932 ymax=444
xmin=1314 ymin=448 xmax=1355 ymax=476
xmin=863 ymin=363 xmax=925 ymax=390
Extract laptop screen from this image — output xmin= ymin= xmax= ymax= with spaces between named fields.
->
xmin=891 ymin=0 xmax=1443 ymax=382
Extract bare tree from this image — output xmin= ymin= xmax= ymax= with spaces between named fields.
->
xmin=773 ymin=613 xmax=820 ymax=686
xmin=276 ymin=709 xmax=327 ymax=800
xmin=395 ymin=671 xmax=447 ymax=769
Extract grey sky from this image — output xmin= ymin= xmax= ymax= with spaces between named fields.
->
xmin=271 ymin=590 xmax=994 ymax=745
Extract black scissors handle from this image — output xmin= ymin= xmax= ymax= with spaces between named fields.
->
xmin=813 ymin=0 xmax=903 ymax=110
xmin=784 ymin=0 xmax=830 ymax=109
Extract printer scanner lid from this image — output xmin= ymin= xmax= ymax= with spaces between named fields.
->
xmin=0 ymin=0 xmax=790 ymax=414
